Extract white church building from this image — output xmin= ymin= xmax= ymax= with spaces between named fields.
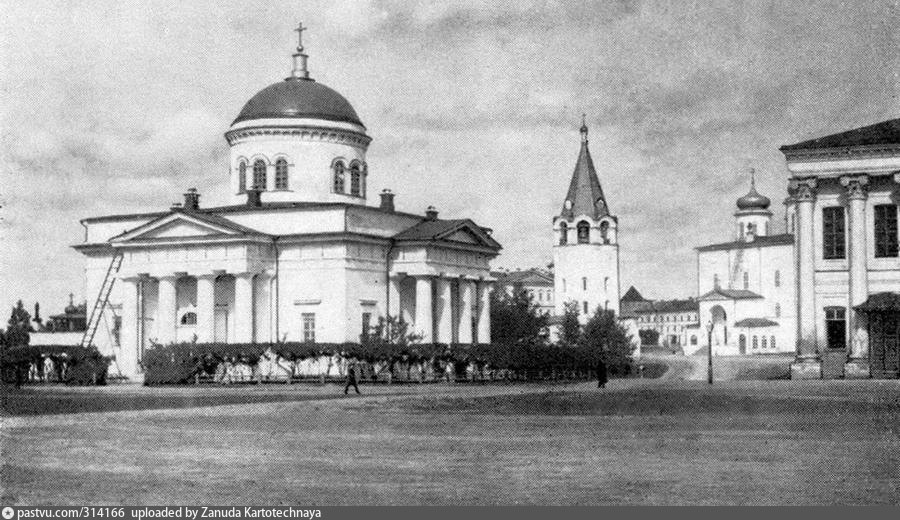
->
xmin=695 ymin=172 xmax=797 ymax=357
xmin=74 ymin=27 xmax=501 ymax=381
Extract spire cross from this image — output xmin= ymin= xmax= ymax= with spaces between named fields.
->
xmin=749 ymin=167 xmax=756 ymax=188
xmin=294 ymin=22 xmax=307 ymax=52
xmin=580 ymin=114 xmax=588 ymax=143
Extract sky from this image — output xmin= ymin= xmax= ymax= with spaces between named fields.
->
xmin=1 ymin=0 xmax=898 ymax=318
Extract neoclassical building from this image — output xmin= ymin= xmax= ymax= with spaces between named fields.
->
xmin=552 ymin=120 xmax=621 ymax=323
xmin=695 ymin=173 xmax=797 ymax=356
xmin=74 ymin=28 xmax=501 ymax=381
xmin=782 ymin=118 xmax=900 ymax=379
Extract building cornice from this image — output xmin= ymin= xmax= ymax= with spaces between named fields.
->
xmin=224 ymin=124 xmax=372 ymax=148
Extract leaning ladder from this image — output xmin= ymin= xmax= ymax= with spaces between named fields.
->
xmin=81 ymin=253 xmax=124 ymax=348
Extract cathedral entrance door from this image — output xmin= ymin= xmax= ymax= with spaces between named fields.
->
xmin=214 ymin=307 xmax=229 ymax=343
xmin=869 ymin=311 xmax=900 ymax=379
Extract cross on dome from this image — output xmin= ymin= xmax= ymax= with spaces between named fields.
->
xmin=291 ymin=22 xmax=311 ymax=80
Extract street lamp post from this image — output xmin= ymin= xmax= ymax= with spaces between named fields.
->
xmin=706 ymin=320 xmax=714 ymax=385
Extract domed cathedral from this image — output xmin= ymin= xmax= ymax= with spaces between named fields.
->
xmin=552 ymin=118 xmax=621 ymax=322
xmin=225 ymin=27 xmax=371 ymax=205
xmin=73 ymin=24 xmax=501 ymax=381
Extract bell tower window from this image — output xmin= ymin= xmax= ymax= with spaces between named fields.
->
xmin=600 ymin=221 xmax=610 ymax=244
xmin=274 ymin=159 xmax=289 ymax=190
xmin=577 ymin=221 xmax=590 ymax=244
xmin=252 ymin=160 xmax=267 ymax=190
xmin=559 ymin=222 xmax=568 ymax=245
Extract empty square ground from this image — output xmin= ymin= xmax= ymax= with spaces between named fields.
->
xmin=1 ymin=379 xmax=898 ymax=505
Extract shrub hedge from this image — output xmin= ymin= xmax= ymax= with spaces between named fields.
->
xmin=141 ymin=340 xmax=621 ymax=385
xmin=0 ymin=344 xmax=109 ymax=385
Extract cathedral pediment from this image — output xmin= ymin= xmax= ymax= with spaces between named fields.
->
xmin=393 ymin=219 xmax=501 ymax=251
xmin=109 ymin=210 xmax=263 ymax=243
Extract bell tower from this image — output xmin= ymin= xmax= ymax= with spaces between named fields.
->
xmin=552 ymin=117 xmax=621 ymax=322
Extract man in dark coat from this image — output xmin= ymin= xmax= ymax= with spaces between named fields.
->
xmin=344 ymin=359 xmax=361 ymax=395
xmin=596 ymin=356 xmax=608 ymax=389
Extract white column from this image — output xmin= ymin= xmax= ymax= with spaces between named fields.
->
xmin=156 ymin=275 xmax=178 ymax=345
xmin=843 ymin=175 xmax=870 ymax=368
xmin=435 ymin=277 xmax=454 ymax=344
xmin=388 ymin=276 xmax=402 ymax=322
xmin=414 ymin=276 xmax=433 ymax=342
xmin=233 ymin=273 xmax=255 ymax=343
xmin=477 ymin=281 xmax=491 ymax=344
xmin=458 ymin=279 xmax=475 ymax=344
xmin=118 ymin=277 xmax=140 ymax=378
xmin=195 ymin=274 xmax=217 ymax=343
xmin=792 ymin=179 xmax=819 ymax=370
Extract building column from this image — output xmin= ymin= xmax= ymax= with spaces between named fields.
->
xmin=156 ymin=275 xmax=178 ymax=345
xmin=458 ymin=279 xmax=475 ymax=345
xmin=388 ymin=275 xmax=402 ymax=322
xmin=414 ymin=276 xmax=434 ymax=342
xmin=791 ymin=179 xmax=821 ymax=379
xmin=195 ymin=274 xmax=217 ymax=343
xmin=435 ymin=277 xmax=454 ymax=344
xmin=842 ymin=175 xmax=871 ymax=378
xmin=118 ymin=276 xmax=141 ymax=379
xmin=477 ymin=281 xmax=492 ymax=344
xmin=233 ymin=272 xmax=255 ymax=343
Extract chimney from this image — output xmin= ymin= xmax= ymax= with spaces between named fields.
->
xmin=246 ymin=189 xmax=262 ymax=207
xmin=183 ymin=188 xmax=200 ymax=210
xmin=379 ymin=189 xmax=395 ymax=212
xmin=425 ymin=205 xmax=438 ymax=220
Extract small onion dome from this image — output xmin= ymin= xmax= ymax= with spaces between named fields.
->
xmin=737 ymin=185 xmax=771 ymax=210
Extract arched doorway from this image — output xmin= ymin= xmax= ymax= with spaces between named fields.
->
xmin=710 ymin=305 xmax=727 ymax=347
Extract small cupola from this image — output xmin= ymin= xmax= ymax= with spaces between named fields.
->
xmin=425 ymin=206 xmax=439 ymax=220
xmin=736 ymin=169 xmax=771 ymax=211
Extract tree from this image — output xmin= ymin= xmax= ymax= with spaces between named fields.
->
xmin=579 ymin=307 xmax=635 ymax=376
xmin=638 ymin=328 xmax=660 ymax=346
xmin=558 ymin=300 xmax=581 ymax=347
xmin=4 ymin=300 xmax=32 ymax=348
xmin=358 ymin=315 xmax=424 ymax=379
xmin=490 ymin=284 xmax=549 ymax=349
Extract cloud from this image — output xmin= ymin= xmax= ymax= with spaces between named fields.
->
xmin=1 ymin=0 xmax=898 ymax=314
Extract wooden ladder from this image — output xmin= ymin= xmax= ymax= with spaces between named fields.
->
xmin=80 ymin=253 xmax=124 ymax=348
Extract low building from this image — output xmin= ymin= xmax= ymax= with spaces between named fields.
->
xmin=493 ymin=269 xmax=555 ymax=315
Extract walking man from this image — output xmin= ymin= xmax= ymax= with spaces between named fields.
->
xmin=596 ymin=356 xmax=608 ymax=389
xmin=344 ymin=359 xmax=361 ymax=395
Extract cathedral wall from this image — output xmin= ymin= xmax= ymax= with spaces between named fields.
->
xmin=226 ymin=207 xmax=346 ymax=236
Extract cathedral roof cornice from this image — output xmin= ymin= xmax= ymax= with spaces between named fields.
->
xmin=224 ymin=124 xmax=372 ymax=148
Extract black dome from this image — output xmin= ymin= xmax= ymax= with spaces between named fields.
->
xmin=233 ymin=77 xmax=364 ymax=127
xmin=737 ymin=186 xmax=771 ymax=210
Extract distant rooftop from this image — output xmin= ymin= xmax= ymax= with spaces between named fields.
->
xmin=696 ymin=234 xmax=793 ymax=253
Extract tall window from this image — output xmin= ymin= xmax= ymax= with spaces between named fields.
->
xmin=577 ymin=221 xmax=590 ymax=244
xmin=752 ymin=336 xmax=758 ymax=350
xmin=333 ymin=161 xmax=345 ymax=193
xmin=743 ymin=271 xmax=749 ymax=290
xmin=825 ymin=307 xmax=846 ymax=350
xmin=713 ymin=274 xmax=720 ymax=288
xmin=350 ymin=162 xmax=362 ymax=196
xmin=600 ymin=221 xmax=610 ymax=243
xmin=238 ymin=161 xmax=247 ymax=194
xmin=274 ymin=158 xmax=289 ymax=190
xmin=775 ymin=303 xmax=781 ymax=318
xmin=559 ymin=222 xmax=568 ymax=245
xmin=822 ymin=206 xmax=846 ymax=259
xmin=774 ymin=270 xmax=780 ymax=287
xmin=582 ymin=277 xmax=587 ymax=291
xmin=770 ymin=335 xmax=776 ymax=349
xmin=875 ymin=204 xmax=898 ymax=258
xmin=253 ymin=160 xmax=267 ymax=190
xmin=302 ymin=313 xmax=316 ymax=343
xmin=361 ymin=312 xmax=372 ymax=340
xmin=583 ymin=301 xmax=588 ymax=314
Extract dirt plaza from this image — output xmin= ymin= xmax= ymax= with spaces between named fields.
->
xmin=2 ymin=378 xmax=898 ymax=505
